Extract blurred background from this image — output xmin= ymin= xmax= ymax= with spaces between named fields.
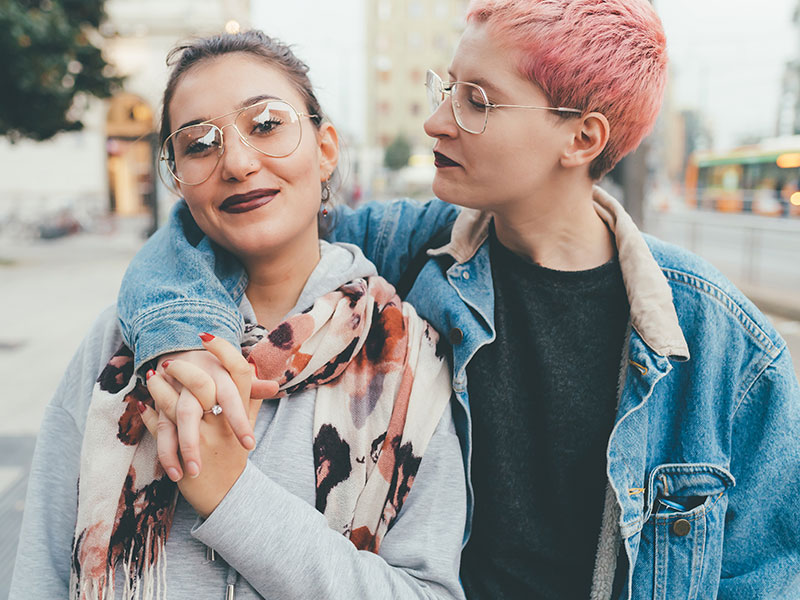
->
xmin=1 ymin=0 xmax=799 ymax=594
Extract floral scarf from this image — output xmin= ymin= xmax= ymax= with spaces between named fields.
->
xmin=70 ymin=276 xmax=451 ymax=599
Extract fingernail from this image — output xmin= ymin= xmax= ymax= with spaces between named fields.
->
xmin=136 ymin=401 xmax=147 ymax=414
xmin=186 ymin=461 xmax=200 ymax=478
xmin=167 ymin=467 xmax=181 ymax=482
xmin=243 ymin=435 xmax=255 ymax=450
xmin=146 ymin=369 xmax=156 ymax=380
xmin=161 ymin=360 xmax=172 ymax=369
xmin=199 ymin=332 xmax=215 ymax=342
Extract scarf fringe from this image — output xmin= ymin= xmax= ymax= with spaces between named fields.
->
xmin=71 ymin=534 xmax=166 ymax=600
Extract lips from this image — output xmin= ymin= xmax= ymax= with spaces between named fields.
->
xmin=433 ymin=150 xmax=461 ymax=168
xmin=219 ymin=188 xmax=278 ymax=214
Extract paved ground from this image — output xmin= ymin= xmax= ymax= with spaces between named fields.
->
xmin=1 ymin=217 xmax=798 ymax=596
xmin=0 ymin=221 xmax=144 ymax=597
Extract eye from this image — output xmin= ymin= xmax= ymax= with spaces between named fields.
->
xmin=468 ymin=96 xmax=488 ymax=110
xmin=180 ymin=128 xmax=219 ymax=157
xmin=250 ymin=117 xmax=284 ymax=136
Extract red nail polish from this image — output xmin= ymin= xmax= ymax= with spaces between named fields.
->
xmin=161 ymin=360 xmax=172 ymax=369
xmin=137 ymin=401 xmax=147 ymax=414
xmin=199 ymin=332 xmax=215 ymax=342
xmin=146 ymin=369 xmax=156 ymax=380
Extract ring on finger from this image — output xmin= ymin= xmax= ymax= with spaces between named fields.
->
xmin=203 ymin=404 xmax=223 ymax=416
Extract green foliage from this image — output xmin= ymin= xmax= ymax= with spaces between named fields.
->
xmin=0 ymin=0 xmax=123 ymax=141
xmin=384 ymin=135 xmax=411 ymax=171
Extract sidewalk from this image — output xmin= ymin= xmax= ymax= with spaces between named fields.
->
xmin=0 ymin=220 xmax=146 ymax=598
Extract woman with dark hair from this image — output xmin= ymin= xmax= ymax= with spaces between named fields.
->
xmin=9 ymin=30 xmax=466 ymax=600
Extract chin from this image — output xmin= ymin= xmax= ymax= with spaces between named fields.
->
xmin=433 ymin=177 xmax=490 ymax=211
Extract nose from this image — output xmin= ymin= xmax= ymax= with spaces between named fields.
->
xmin=424 ymin=97 xmax=459 ymax=140
xmin=218 ymin=125 xmax=260 ymax=182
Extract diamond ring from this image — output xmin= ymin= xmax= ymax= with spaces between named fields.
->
xmin=203 ymin=404 xmax=223 ymax=416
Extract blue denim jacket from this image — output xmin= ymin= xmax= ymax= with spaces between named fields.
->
xmin=118 ymin=188 xmax=800 ymax=599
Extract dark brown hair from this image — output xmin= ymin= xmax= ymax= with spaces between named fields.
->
xmin=159 ymin=30 xmax=325 ymax=149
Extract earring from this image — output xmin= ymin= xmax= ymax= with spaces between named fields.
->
xmin=320 ymin=179 xmax=331 ymax=218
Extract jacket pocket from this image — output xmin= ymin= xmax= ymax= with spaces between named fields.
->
xmin=631 ymin=463 xmax=735 ymax=600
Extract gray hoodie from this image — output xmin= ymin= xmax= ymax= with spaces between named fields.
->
xmin=10 ymin=241 xmax=467 ymax=600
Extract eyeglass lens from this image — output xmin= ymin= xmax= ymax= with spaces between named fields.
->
xmin=164 ymin=100 xmax=302 ymax=185
xmin=426 ymin=71 xmax=488 ymax=134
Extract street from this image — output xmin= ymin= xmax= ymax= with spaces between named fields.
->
xmin=1 ymin=218 xmax=799 ymax=596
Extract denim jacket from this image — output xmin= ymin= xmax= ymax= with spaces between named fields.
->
xmin=118 ymin=188 xmax=800 ymax=599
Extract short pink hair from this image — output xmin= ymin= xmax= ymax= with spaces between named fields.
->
xmin=466 ymin=0 xmax=667 ymax=179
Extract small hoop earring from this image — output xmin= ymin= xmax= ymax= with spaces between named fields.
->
xmin=320 ymin=179 xmax=331 ymax=217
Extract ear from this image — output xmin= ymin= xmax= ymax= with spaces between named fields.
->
xmin=560 ymin=112 xmax=609 ymax=171
xmin=317 ymin=121 xmax=340 ymax=181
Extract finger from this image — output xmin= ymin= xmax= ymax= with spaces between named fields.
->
xmin=156 ymin=411 xmax=183 ymax=482
xmin=146 ymin=369 xmax=180 ymax=423
xmin=137 ymin=401 xmax=159 ymax=437
xmin=198 ymin=333 xmax=253 ymax=400
xmin=251 ymin=378 xmax=280 ymax=400
xmin=175 ymin=387 xmax=204 ymax=478
xmin=198 ymin=333 xmax=258 ymax=450
xmin=214 ymin=373 xmax=256 ymax=450
xmin=161 ymin=359 xmax=217 ymax=411
xmin=247 ymin=397 xmax=265 ymax=428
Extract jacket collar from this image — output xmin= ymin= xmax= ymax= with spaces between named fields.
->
xmin=429 ymin=186 xmax=690 ymax=360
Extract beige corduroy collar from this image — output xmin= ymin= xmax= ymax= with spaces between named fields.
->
xmin=428 ymin=186 xmax=690 ymax=360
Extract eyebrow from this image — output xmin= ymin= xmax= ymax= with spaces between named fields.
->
xmin=176 ymin=94 xmax=282 ymax=131
xmin=447 ymin=70 xmax=504 ymax=98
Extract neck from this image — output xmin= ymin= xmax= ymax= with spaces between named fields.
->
xmin=492 ymin=178 xmax=615 ymax=271
xmin=243 ymin=227 xmax=321 ymax=330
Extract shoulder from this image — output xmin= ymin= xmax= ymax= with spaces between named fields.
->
xmin=643 ymin=234 xmax=784 ymax=359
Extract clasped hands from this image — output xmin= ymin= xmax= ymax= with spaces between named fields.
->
xmin=138 ymin=334 xmax=279 ymax=518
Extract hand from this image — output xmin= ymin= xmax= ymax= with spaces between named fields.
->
xmin=149 ymin=336 xmax=279 ymax=481
xmin=140 ymin=335 xmax=264 ymax=518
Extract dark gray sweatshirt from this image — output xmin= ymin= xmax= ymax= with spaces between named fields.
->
xmin=10 ymin=241 xmax=467 ymax=600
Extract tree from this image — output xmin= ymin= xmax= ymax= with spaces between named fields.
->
xmin=0 ymin=0 xmax=123 ymax=141
xmin=384 ymin=135 xmax=411 ymax=171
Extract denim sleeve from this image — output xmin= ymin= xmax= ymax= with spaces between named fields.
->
xmin=118 ymin=198 xmax=459 ymax=371
xmin=327 ymin=198 xmax=460 ymax=286
xmin=719 ymin=347 xmax=800 ymax=598
xmin=117 ymin=200 xmax=249 ymax=372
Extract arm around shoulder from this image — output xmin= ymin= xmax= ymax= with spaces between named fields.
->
xmin=329 ymin=198 xmax=460 ymax=286
xmin=117 ymin=200 xmax=248 ymax=371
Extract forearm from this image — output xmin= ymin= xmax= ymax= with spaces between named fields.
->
xmin=117 ymin=200 xmax=247 ymax=371
xmin=193 ymin=413 xmax=466 ymax=600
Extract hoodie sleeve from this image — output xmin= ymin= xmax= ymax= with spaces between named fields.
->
xmin=9 ymin=306 xmax=124 ymax=600
xmin=192 ymin=405 xmax=467 ymax=600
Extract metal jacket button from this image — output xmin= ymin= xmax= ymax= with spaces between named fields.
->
xmin=672 ymin=519 xmax=691 ymax=537
xmin=448 ymin=327 xmax=464 ymax=345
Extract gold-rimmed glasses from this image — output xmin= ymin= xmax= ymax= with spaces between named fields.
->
xmin=159 ymin=98 xmax=318 ymax=190
xmin=425 ymin=69 xmax=581 ymax=135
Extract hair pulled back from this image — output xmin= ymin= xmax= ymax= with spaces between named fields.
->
xmin=159 ymin=30 xmax=325 ymax=149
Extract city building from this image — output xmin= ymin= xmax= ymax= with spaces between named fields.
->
xmin=366 ymin=0 xmax=467 ymax=154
